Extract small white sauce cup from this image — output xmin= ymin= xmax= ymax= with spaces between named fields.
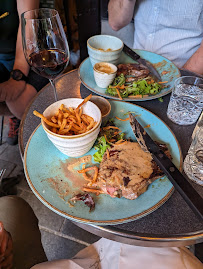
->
xmin=93 ymin=62 xmax=117 ymax=88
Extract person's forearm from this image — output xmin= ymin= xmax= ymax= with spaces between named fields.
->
xmin=108 ymin=0 xmax=136 ymax=31
xmin=183 ymin=40 xmax=203 ymax=75
xmin=13 ymin=0 xmax=40 ymax=76
xmin=13 ymin=23 xmax=30 ymax=76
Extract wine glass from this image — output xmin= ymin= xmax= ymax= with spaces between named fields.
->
xmin=21 ymin=8 xmax=70 ymax=101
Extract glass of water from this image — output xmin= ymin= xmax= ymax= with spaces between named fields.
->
xmin=167 ymin=76 xmax=203 ymax=125
xmin=184 ymin=126 xmax=203 ymax=186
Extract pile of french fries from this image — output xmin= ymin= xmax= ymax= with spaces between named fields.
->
xmin=33 ymin=94 xmax=97 ymax=135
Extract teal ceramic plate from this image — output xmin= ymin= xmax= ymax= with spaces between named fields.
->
xmin=24 ymin=101 xmax=182 ymax=225
xmin=79 ymin=49 xmax=180 ymax=101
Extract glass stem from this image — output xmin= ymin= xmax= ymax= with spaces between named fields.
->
xmin=49 ymin=79 xmax=58 ymax=101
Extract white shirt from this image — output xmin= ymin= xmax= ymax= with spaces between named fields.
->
xmin=31 ymin=238 xmax=203 ymax=269
xmin=133 ymin=0 xmax=203 ymax=68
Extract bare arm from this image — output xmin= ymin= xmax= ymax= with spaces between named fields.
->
xmin=182 ymin=40 xmax=203 ymax=76
xmin=14 ymin=0 xmax=40 ymax=75
xmin=0 ymin=0 xmax=39 ymax=102
xmin=108 ymin=0 xmax=136 ymax=31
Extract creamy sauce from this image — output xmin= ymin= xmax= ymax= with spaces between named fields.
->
xmin=94 ymin=63 xmax=114 ymax=74
xmin=47 ymin=176 xmax=70 ymax=200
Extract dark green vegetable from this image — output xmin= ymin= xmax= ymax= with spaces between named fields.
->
xmin=93 ymin=119 xmax=126 ymax=163
xmin=112 ymin=73 xmax=125 ymax=86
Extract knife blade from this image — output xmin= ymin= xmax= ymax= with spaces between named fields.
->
xmin=123 ymin=44 xmax=162 ymax=81
xmin=129 ymin=113 xmax=203 ymax=221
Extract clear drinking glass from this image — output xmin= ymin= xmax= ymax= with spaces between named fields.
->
xmin=184 ymin=126 xmax=203 ymax=186
xmin=21 ymin=8 xmax=70 ymax=101
xmin=167 ymin=76 xmax=203 ymax=125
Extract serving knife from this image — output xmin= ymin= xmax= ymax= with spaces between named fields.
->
xmin=129 ymin=113 xmax=203 ymax=221
xmin=123 ymin=44 xmax=162 ymax=82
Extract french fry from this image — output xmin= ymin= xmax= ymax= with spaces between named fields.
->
xmin=57 ymin=110 xmax=63 ymax=126
xmin=85 ymin=115 xmax=94 ymax=122
xmin=51 ymin=116 xmax=57 ymax=123
xmin=33 ymin=110 xmax=59 ymax=128
xmin=68 ymin=107 xmax=75 ymax=114
xmin=58 ymin=122 xmax=73 ymax=134
xmin=63 ymin=112 xmax=69 ymax=118
xmin=76 ymin=94 xmax=92 ymax=112
xmin=78 ymin=166 xmax=98 ymax=183
xmin=59 ymin=104 xmax=64 ymax=110
xmin=79 ymin=108 xmax=83 ymax=117
xmin=81 ymin=122 xmax=87 ymax=132
xmin=51 ymin=127 xmax=57 ymax=133
xmin=76 ymin=110 xmax=82 ymax=126
xmin=62 ymin=107 xmax=71 ymax=113
xmin=59 ymin=118 xmax=67 ymax=131
xmin=72 ymin=123 xmax=82 ymax=131
xmin=81 ymin=115 xmax=90 ymax=125
xmin=86 ymin=119 xmax=95 ymax=131
xmin=68 ymin=115 xmax=77 ymax=123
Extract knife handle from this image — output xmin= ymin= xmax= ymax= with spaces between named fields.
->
xmin=151 ymin=150 xmax=203 ymax=221
xmin=123 ymin=44 xmax=140 ymax=60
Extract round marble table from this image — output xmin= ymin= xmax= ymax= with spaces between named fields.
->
xmin=19 ymin=69 xmax=203 ymax=247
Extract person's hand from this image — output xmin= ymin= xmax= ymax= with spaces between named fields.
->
xmin=0 ymin=222 xmax=13 ymax=269
xmin=0 ymin=78 xmax=26 ymax=102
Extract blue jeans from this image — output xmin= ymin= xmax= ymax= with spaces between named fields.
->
xmin=0 ymin=53 xmax=15 ymax=82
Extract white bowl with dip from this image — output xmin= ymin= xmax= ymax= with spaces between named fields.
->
xmin=93 ymin=62 xmax=117 ymax=88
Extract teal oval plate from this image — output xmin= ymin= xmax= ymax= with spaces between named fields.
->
xmin=79 ymin=49 xmax=180 ymax=101
xmin=24 ymin=101 xmax=182 ymax=225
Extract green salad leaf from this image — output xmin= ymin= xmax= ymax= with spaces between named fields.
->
xmin=93 ymin=136 xmax=110 ymax=163
xmin=106 ymin=73 xmax=162 ymax=98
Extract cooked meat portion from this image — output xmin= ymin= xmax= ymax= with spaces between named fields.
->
xmin=93 ymin=141 xmax=170 ymax=200
xmin=117 ymin=63 xmax=150 ymax=80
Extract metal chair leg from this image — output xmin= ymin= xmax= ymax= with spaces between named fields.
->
xmin=0 ymin=116 xmax=4 ymax=145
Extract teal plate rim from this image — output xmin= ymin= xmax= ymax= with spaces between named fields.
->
xmin=78 ymin=49 xmax=181 ymax=102
xmin=24 ymin=100 xmax=183 ymax=226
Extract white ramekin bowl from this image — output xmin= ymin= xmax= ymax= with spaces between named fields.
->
xmin=41 ymin=98 xmax=102 ymax=157
xmin=93 ymin=62 xmax=117 ymax=88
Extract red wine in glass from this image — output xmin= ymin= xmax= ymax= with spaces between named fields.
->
xmin=28 ymin=49 xmax=69 ymax=80
xmin=21 ymin=9 xmax=70 ymax=101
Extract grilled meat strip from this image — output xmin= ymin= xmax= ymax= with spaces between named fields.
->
xmin=117 ymin=63 xmax=150 ymax=81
